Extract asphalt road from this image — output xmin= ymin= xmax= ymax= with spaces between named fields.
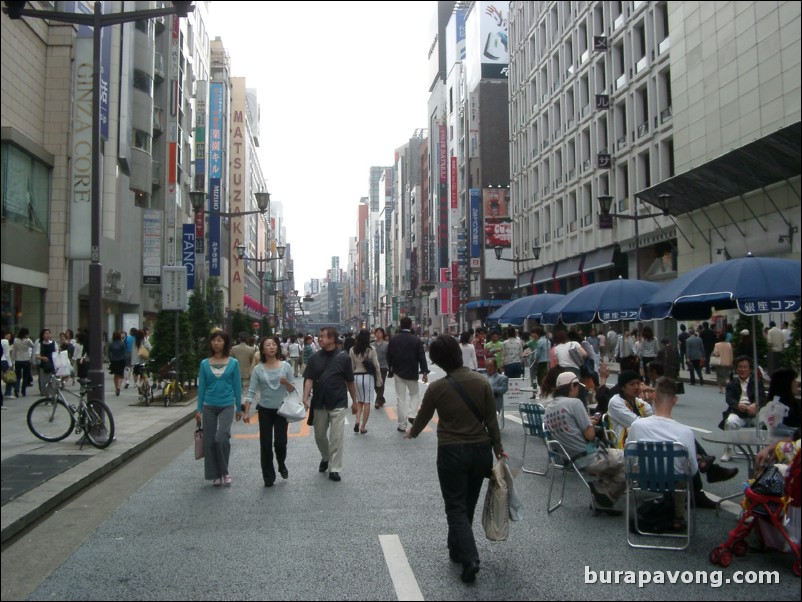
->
xmin=5 ymin=367 xmax=801 ymax=601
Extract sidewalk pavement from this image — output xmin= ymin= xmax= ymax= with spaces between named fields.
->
xmin=0 ymin=356 xmax=718 ymax=544
xmin=1 ymin=370 xmax=196 ymax=544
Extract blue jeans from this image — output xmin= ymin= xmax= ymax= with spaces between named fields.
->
xmin=436 ymin=442 xmax=493 ymax=564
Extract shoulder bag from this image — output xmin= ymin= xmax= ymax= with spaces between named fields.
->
xmin=362 ymin=349 xmax=377 ymax=377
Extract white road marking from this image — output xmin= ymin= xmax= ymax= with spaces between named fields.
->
xmin=379 ymin=534 xmax=425 ymax=601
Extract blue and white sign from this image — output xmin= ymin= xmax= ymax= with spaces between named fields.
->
xmin=182 ymin=224 xmax=195 ymax=290
xmin=469 ymin=189 xmax=482 ymax=257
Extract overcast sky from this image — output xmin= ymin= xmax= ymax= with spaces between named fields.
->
xmin=208 ymin=1 xmax=437 ymax=289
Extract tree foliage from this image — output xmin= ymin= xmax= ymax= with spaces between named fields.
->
xmin=187 ymin=289 xmax=212 ymax=383
xmin=206 ymin=277 xmax=224 ymax=327
xmin=230 ymin=310 xmax=254 ymax=338
xmin=149 ymin=309 xmax=197 ymax=385
xmin=783 ymin=313 xmax=800 ymax=373
xmin=733 ymin=314 xmax=768 ymax=367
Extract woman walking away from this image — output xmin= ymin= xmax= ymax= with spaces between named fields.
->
xmin=405 ymin=335 xmax=507 ymax=584
xmin=196 ymin=330 xmax=243 ymax=487
xmin=244 ymin=336 xmax=295 ymax=487
xmin=373 ymin=328 xmax=389 ymax=408
xmin=712 ymin=332 xmax=734 ymax=394
xmin=350 ymin=329 xmax=382 ymax=434
xmin=108 ymin=331 xmax=127 ymax=396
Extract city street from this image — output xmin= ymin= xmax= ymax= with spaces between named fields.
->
xmin=3 ymin=365 xmax=800 ymax=601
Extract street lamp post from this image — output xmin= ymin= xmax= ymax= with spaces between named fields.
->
xmin=494 ymin=244 xmax=542 ymax=265
xmin=598 ymin=194 xmax=671 ymax=279
xmin=3 ymin=1 xmax=196 ymax=404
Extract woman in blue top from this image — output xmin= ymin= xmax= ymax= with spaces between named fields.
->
xmin=244 ymin=336 xmax=296 ymax=487
xmin=196 ymin=330 xmax=242 ymax=487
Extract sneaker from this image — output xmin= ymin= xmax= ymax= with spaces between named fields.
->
xmin=223 ymin=474 xmax=233 ymax=487
xmin=461 ymin=560 xmax=480 ymax=583
xmin=212 ymin=478 xmax=222 ymax=487
xmin=318 ymin=460 xmax=329 ymax=473
xmin=397 ymin=425 xmax=407 ymax=432
xmin=328 ymin=472 xmax=341 ymax=482
xmin=720 ymin=447 xmax=733 ymax=462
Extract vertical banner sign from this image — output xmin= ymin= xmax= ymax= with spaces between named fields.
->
xmin=451 ymin=260 xmax=459 ymax=318
xmin=208 ymin=82 xmax=224 ymax=276
xmin=438 ymin=125 xmax=448 ymax=269
xmin=229 ymin=79 xmax=247 ymax=311
xmin=143 ymin=210 xmax=163 ymax=285
xmin=69 ymin=36 xmax=93 ymax=259
xmin=470 ymin=189 xmax=481 ymax=257
xmin=450 ymin=156 xmax=458 ymax=209
xmin=182 ymin=224 xmax=195 ymax=290
xmin=440 ymin=268 xmax=450 ymax=316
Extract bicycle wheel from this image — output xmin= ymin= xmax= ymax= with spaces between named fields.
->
xmin=83 ymin=399 xmax=115 ymax=449
xmin=163 ymin=383 xmax=173 ymax=407
xmin=27 ymin=397 xmax=75 ymax=442
xmin=141 ymin=379 xmax=151 ymax=406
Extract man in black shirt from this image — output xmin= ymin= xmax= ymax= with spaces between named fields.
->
xmin=302 ymin=327 xmax=358 ymax=482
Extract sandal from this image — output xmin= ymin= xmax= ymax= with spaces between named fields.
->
xmin=360 ymin=429 xmax=367 ymax=434
xmin=212 ymin=478 xmax=222 ymax=487
xmin=670 ymin=518 xmax=687 ymax=531
xmin=354 ymin=423 xmax=360 ymax=433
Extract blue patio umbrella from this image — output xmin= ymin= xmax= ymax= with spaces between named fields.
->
xmin=638 ymin=255 xmax=801 ymax=321
xmin=540 ymin=278 xmax=662 ymax=325
xmin=638 ymin=254 xmax=801 ymax=437
xmin=486 ymin=293 xmax=564 ymax=326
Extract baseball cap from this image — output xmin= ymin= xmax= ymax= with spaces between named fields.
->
xmin=618 ymin=370 xmax=642 ymax=388
xmin=556 ymin=372 xmax=585 ymax=388
xmin=740 ymin=329 xmax=749 ymax=336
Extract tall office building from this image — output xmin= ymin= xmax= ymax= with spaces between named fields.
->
xmin=508 ymin=0 xmax=799 ymax=315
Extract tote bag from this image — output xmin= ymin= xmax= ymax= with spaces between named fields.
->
xmin=278 ymin=390 xmax=306 ymax=423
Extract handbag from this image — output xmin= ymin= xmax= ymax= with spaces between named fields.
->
xmin=194 ymin=425 xmax=204 ymax=460
xmin=482 ymin=459 xmax=510 ymax=541
xmin=710 ymin=355 xmax=721 ymax=367
xmin=362 ymin=357 xmax=377 ymax=377
xmin=3 ymin=369 xmax=16 ymax=385
xmin=568 ymin=344 xmax=584 ymax=368
xmin=278 ymin=390 xmax=306 ymax=423
xmin=138 ymin=345 xmax=150 ymax=361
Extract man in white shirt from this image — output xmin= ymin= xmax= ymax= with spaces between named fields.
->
xmin=627 ymin=377 xmax=697 ymax=528
xmin=767 ymin=321 xmax=785 ymax=375
xmin=607 ymin=370 xmax=654 ymax=446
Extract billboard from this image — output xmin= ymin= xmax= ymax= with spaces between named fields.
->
xmin=466 ymin=1 xmax=510 ymax=91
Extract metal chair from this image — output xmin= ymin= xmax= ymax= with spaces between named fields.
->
xmin=624 ymin=441 xmax=693 ymax=551
xmin=519 ymin=403 xmax=548 ymax=475
xmin=601 ymin=413 xmax=618 ymax=447
xmin=546 ymin=438 xmax=597 ymax=514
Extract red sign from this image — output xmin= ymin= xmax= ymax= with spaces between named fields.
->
xmin=450 ymin=156 xmax=458 ymax=209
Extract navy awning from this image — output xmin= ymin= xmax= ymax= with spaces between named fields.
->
xmin=555 ymin=255 xmax=583 ymax=279
xmin=583 ymin=246 xmax=616 ymax=272
xmin=466 ymin=299 xmax=511 ymax=310
xmin=532 ymin=265 xmax=555 ymax=285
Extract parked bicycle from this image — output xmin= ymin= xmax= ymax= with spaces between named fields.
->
xmin=158 ymin=358 xmax=184 ymax=407
xmin=134 ymin=361 xmax=157 ymax=406
xmin=27 ymin=374 xmax=115 ymax=449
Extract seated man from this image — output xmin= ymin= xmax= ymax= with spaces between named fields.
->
xmin=627 ymin=377 xmax=698 ymax=530
xmin=720 ymin=355 xmax=767 ymax=461
xmin=485 ymin=358 xmax=508 ymax=413
xmin=610 ymin=371 xmax=737 ymax=508
xmin=544 ymin=372 xmax=626 ymax=516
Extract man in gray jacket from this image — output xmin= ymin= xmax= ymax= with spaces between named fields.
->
xmin=685 ymin=330 xmax=705 ymax=386
xmin=386 ymin=317 xmax=429 ymax=432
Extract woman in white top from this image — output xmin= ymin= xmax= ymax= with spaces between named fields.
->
xmin=244 ymin=336 xmax=295 ymax=487
xmin=459 ymin=332 xmax=478 ymax=371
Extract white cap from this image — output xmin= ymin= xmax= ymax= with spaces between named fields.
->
xmin=740 ymin=329 xmax=749 ymax=336
xmin=556 ymin=372 xmax=585 ymax=388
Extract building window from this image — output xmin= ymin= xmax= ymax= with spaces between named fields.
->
xmin=1 ymin=142 xmax=51 ymax=234
xmin=133 ymin=69 xmax=153 ymax=95
xmin=132 ymin=129 xmax=152 ymax=154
